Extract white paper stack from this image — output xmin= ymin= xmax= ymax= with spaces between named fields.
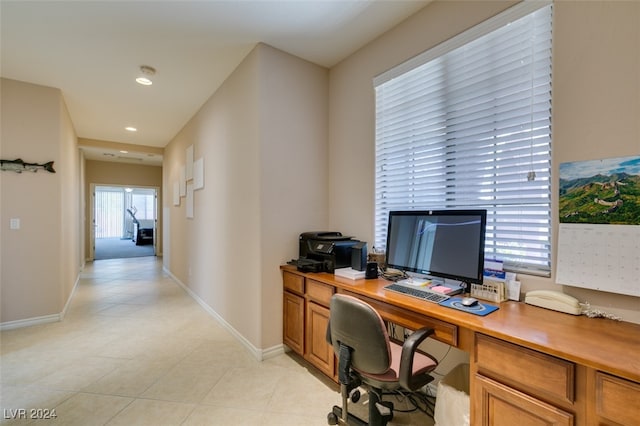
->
xmin=334 ymin=267 xmax=366 ymax=280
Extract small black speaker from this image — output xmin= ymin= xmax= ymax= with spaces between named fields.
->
xmin=351 ymin=242 xmax=367 ymax=271
xmin=365 ymin=262 xmax=379 ymax=279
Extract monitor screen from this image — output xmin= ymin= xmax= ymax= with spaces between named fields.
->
xmin=385 ymin=209 xmax=487 ymax=285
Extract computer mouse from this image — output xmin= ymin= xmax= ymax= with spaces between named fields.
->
xmin=461 ymin=297 xmax=479 ymax=307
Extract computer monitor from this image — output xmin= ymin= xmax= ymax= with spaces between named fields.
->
xmin=385 ymin=209 xmax=487 ymax=288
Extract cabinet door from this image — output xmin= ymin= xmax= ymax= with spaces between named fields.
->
xmin=305 ymin=301 xmax=335 ymax=378
xmin=590 ymin=371 xmax=640 ymax=426
xmin=283 ymin=291 xmax=304 ymax=355
xmin=474 ymin=374 xmax=574 ymax=426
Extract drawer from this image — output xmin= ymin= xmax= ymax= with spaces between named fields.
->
xmin=595 ymin=371 xmax=640 ymax=426
xmin=283 ymin=271 xmax=304 ymax=295
xmin=306 ymin=279 xmax=335 ymax=306
xmin=475 ymin=334 xmax=575 ymax=404
xmin=343 ymin=290 xmax=458 ymax=347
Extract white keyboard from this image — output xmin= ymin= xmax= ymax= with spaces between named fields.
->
xmin=384 ymin=283 xmax=449 ymax=303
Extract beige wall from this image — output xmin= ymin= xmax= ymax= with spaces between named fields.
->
xmin=328 ymin=1 xmax=640 ymax=323
xmin=59 ymin=94 xmax=83 ymax=307
xmin=84 ymin=159 xmax=163 ymax=259
xmin=1 ymin=78 xmax=81 ymax=323
xmin=257 ymin=45 xmax=330 ymax=349
xmin=163 ymin=43 xmax=328 ymax=353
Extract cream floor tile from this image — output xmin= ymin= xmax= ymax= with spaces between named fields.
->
xmin=31 ymin=356 xmax=127 ymax=392
xmin=43 ymin=393 xmax=133 ymax=426
xmin=200 ymin=366 xmax=285 ymax=411
xmin=94 ymin=303 xmax=147 ymax=317
xmin=266 ymin=367 xmax=340 ymax=418
xmin=172 ymin=317 xmax=238 ymax=342
xmin=182 ymin=405 xmax=264 ymax=426
xmin=81 ymin=358 xmax=177 ymax=397
xmin=136 ymin=338 xmax=203 ymax=365
xmin=105 ymin=399 xmax=195 ymax=426
xmin=180 ymin=340 xmax=257 ymax=368
xmin=260 ymin=351 xmax=310 ymax=371
xmin=0 ymin=351 xmax=81 ymax=387
xmin=259 ymin=411 xmax=331 ymax=426
xmin=140 ymin=362 xmax=226 ymax=403
xmin=132 ymin=335 xmax=202 ymax=363
xmin=0 ymin=385 xmax=74 ymax=415
xmin=92 ymin=334 xmax=161 ymax=360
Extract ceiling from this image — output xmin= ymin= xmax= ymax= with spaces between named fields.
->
xmin=1 ymin=0 xmax=429 ymax=165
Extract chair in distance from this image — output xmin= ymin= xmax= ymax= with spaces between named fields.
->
xmin=326 ymin=294 xmax=438 ymax=426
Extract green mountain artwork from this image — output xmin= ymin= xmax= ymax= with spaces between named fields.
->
xmin=559 ymin=156 xmax=640 ymax=225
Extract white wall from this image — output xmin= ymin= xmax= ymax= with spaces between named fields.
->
xmin=163 ymin=44 xmax=328 ymax=353
xmin=328 ymin=0 xmax=640 ymax=323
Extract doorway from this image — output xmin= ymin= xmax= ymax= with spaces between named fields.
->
xmin=91 ymin=185 xmax=158 ymax=260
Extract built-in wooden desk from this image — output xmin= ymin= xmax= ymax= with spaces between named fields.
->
xmin=281 ymin=265 xmax=640 ymax=426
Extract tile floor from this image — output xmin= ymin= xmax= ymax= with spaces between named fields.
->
xmin=0 ymin=257 xmax=435 ymax=425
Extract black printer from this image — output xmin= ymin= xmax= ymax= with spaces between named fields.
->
xmin=291 ymin=232 xmax=359 ymax=273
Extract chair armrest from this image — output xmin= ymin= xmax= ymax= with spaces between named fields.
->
xmin=399 ymin=326 xmax=436 ymax=390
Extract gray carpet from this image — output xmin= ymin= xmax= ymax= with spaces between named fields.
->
xmin=94 ymin=238 xmax=155 ymax=260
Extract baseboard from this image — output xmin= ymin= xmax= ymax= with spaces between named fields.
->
xmin=163 ymin=266 xmax=281 ymax=362
xmin=0 ymin=313 xmax=61 ymax=331
xmin=60 ymin=274 xmax=81 ymax=320
xmin=262 ymin=343 xmax=286 ymax=360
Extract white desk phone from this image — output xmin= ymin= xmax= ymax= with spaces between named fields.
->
xmin=524 ymin=290 xmax=582 ymax=315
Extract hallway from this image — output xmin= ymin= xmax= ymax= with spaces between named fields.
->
xmin=0 ymin=258 xmax=433 ymax=425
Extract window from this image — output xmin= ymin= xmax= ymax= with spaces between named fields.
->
xmin=131 ymin=190 xmax=156 ymax=220
xmin=374 ymin=3 xmax=552 ymax=276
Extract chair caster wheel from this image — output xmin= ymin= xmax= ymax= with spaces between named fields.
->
xmin=327 ymin=412 xmax=338 ymax=425
xmin=350 ymin=388 xmax=361 ymax=403
xmin=377 ymin=401 xmax=394 ymax=422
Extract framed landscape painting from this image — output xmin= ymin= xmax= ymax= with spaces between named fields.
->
xmin=559 ymin=155 xmax=640 ymax=225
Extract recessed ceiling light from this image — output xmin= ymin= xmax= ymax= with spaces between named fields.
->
xmin=125 ymin=126 xmax=137 ymax=132
xmin=136 ymin=65 xmax=156 ymax=86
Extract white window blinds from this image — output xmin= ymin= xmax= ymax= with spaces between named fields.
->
xmin=374 ymin=3 xmax=552 ymax=276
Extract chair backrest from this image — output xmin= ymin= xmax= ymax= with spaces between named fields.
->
xmin=329 ymin=294 xmax=392 ymax=375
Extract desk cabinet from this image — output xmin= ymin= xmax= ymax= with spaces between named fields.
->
xmin=283 ymin=291 xmax=304 ymax=355
xmin=281 ymin=266 xmax=640 ymax=426
xmin=306 ymin=301 xmax=334 ymax=377
xmin=282 ymin=271 xmax=336 ymax=379
xmin=283 ymin=272 xmax=305 ymax=355
xmin=474 ymin=375 xmax=574 ymax=426
xmin=589 ymin=370 xmax=640 ymax=426
xmin=473 ymin=334 xmax=576 ymax=425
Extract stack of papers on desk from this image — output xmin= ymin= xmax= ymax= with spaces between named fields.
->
xmin=334 ymin=267 xmax=366 ymax=280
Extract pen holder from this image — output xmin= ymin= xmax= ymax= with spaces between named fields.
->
xmin=470 ymin=280 xmax=508 ymax=303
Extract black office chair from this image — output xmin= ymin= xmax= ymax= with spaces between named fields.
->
xmin=326 ymin=294 xmax=438 ymax=426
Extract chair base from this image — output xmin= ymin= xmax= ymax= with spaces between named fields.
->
xmin=327 ymin=405 xmax=367 ymax=426
xmin=327 ymin=389 xmax=394 ymax=426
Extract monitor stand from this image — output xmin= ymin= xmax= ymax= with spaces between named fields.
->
xmin=398 ymin=272 xmax=434 ymax=287
xmin=399 ymin=272 xmax=465 ymax=295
